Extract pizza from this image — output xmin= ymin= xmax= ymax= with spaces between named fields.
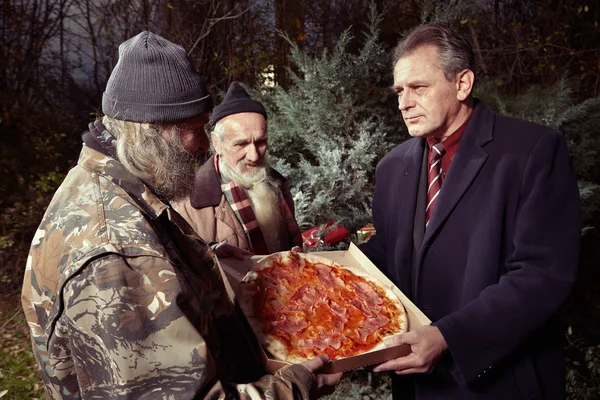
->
xmin=238 ymin=251 xmax=408 ymax=363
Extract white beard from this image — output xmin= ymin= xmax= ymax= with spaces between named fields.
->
xmin=219 ymin=157 xmax=268 ymax=189
xmin=246 ymin=181 xmax=291 ymax=253
xmin=219 ymin=157 xmax=291 ymax=252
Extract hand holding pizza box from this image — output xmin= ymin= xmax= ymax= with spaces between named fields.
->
xmin=217 ymin=244 xmax=431 ymax=373
xmin=373 ymin=324 xmax=448 ymax=375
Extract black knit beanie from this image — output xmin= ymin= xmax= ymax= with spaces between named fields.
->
xmin=102 ymin=31 xmax=213 ymax=123
xmin=209 ymin=82 xmax=267 ymax=128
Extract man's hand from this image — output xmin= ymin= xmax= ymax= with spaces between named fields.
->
xmin=212 ymin=242 xmax=253 ymax=260
xmin=301 ymin=355 xmax=343 ymax=397
xmin=372 ymin=325 xmax=448 ymax=375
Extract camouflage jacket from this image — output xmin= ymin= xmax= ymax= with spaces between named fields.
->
xmin=21 ymin=121 xmax=314 ymax=399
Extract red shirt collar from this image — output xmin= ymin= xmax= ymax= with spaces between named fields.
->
xmin=426 ymin=117 xmax=470 ymax=159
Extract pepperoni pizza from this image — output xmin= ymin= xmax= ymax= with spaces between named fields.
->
xmin=238 ymin=251 xmax=408 ymax=363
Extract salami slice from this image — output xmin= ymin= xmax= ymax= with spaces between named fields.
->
xmin=238 ymin=251 xmax=408 ymax=363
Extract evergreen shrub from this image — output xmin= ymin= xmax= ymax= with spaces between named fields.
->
xmin=256 ymin=5 xmax=406 ymax=238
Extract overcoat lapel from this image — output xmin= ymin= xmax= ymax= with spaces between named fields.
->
xmin=418 ymin=104 xmax=495 ymax=269
xmin=400 ymin=139 xmax=426 ymax=227
xmin=391 ymin=138 xmax=425 ymax=296
xmin=411 ymin=143 xmax=428 ymax=298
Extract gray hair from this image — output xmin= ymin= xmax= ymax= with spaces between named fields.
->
xmin=393 ymin=24 xmax=475 ymax=81
xmin=101 ymin=115 xmax=195 ymax=201
xmin=211 ymin=120 xmax=227 ymax=142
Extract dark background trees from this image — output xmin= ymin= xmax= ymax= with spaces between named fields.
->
xmin=1 ymin=0 xmax=599 ymax=397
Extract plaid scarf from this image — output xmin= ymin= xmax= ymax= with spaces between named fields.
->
xmin=217 ymin=156 xmax=302 ymax=255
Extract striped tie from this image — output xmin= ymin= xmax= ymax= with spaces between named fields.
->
xmin=426 ymin=142 xmax=446 ymax=227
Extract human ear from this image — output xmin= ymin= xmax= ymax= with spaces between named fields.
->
xmin=456 ymin=69 xmax=475 ymax=101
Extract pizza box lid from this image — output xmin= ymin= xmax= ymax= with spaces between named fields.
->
xmin=216 ymin=242 xmax=431 ymax=374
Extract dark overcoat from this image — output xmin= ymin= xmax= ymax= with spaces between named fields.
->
xmin=361 ymin=102 xmax=580 ymax=400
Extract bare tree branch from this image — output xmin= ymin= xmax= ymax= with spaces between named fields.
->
xmin=187 ymin=1 xmax=254 ymax=56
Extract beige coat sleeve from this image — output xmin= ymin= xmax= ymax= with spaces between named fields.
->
xmin=173 ymin=196 xmax=250 ymax=251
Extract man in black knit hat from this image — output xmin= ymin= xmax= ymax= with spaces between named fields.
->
xmin=22 ymin=32 xmax=340 ymax=399
xmin=175 ymin=82 xmax=303 ymax=255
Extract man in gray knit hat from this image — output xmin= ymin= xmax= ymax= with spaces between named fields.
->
xmin=22 ymin=31 xmax=340 ymax=399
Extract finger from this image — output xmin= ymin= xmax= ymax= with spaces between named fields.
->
xmin=372 ymin=359 xmax=399 ymax=372
xmin=395 ymin=329 xmax=418 ymax=345
xmin=317 ymin=372 xmax=343 ymax=387
xmin=301 ymin=354 xmax=330 ymax=373
xmin=395 ymin=367 xmax=429 ymax=375
xmin=383 ymin=333 xmax=405 ymax=347
xmin=291 ymin=246 xmax=303 ymax=253
xmin=373 ymin=353 xmax=418 ymax=372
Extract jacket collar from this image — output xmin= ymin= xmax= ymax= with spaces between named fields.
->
xmin=189 ymin=155 xmax=223 ymax=208
xmin=189 ymin=155 xmax=288 ymax=209
xmin=80 ymin=120 xmax=169 ymax=220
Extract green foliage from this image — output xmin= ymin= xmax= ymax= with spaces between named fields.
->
xmin=34 ymin=171 xmax=67 ymax=194
xmin=565 ymin=326 xmax=600 ymax=400
xmin=476 ymin=76 xmax=576 ymax=128
xmin=419 ymin=0 xmax=480 ymax=25
xmin=258 ymin=4 xmax=406 ymax=233
xmin=0 ymin=176 xmax=59 ymax=293
xmin=578 ymin=182 xmax=600 ymax=235
xmin=0 ymin=301 xmax=45 ymax=400
xmin=323 ymin=369 xmax=392 ymax=400
xmin=0 ymin=236 xmax=15 ymax=250
xmin=558 ymin=98 xmax=600 ymax=184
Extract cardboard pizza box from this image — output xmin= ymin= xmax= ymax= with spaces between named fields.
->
xmin=217 ymin=242 xmax=431 ymax=374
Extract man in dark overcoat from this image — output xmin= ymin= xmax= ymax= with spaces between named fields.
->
xmin=362 ymin=24 xmax=581 ymax=400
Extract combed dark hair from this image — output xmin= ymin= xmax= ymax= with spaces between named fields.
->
xmin=393 ymin=24 xmax=475 ymax=80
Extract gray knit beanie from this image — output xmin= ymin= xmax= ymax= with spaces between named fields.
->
xmin=102 ymin=31 xmax=213 ymax=123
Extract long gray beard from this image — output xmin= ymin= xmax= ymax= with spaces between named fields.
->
xmin=150 ymin=136 xmax=196 ymax=202
xmin=219 ymin=157 xmax=269 ymax=189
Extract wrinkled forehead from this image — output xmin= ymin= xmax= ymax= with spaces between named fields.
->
xmin=393 ymin=45 xmax=446 ymax=83
xmin=394 ymin=45 xmax=441 ymax=70
xmin=220 ymin=112 xmax=267 ymax=140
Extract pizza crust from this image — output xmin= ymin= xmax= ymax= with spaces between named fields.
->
xmin=238 ymin=250 xmax=409 ymax=363
xmin=263 ymin=334 xmax=289 ymax=362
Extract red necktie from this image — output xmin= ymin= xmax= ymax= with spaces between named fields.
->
xmin=426 ymin=142 xmax=446 ymax=227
